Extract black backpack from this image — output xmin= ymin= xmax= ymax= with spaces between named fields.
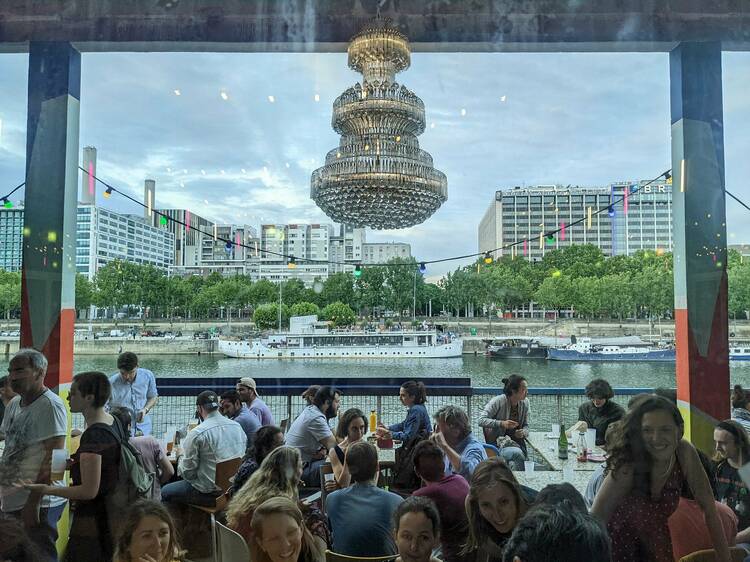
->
xmin=391 ymin=429 xmax=429 ymax=495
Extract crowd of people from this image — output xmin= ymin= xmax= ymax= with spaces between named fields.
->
xmin=1 ymin=347 xmax=750 ymax=562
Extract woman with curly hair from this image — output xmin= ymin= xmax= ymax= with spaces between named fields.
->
xmin=326 ymin=407 xmax=368 ymax=490
xmin=570 ymin=378 xmax=625 ymax=446
xmin=226 ymin=446 xmax=329 ymax=553
xmin=462 ymin=458 xmax=529 ymax=562
xmin=591 ymin=395 xmax=731 ymax=562
xmin=250 ymin=497 xmax=325 ymax=562
xmin=114 ymin=500 xmax=184 ymax=562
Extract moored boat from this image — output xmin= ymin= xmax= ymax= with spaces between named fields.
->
xmin=547 ymin=337 xmax=675 ymax=362
xmin=486 ymin=337 xmax=547 ymax=359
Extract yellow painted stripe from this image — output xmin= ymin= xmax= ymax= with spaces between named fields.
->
xmin=678 ymin=398 xmax=719 ymax=456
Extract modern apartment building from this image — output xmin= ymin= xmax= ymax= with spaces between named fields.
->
xmin=479 ymin=180 xmax=673 ymax=261
xmin=153 ymin=208 xmax=214 ymax=267
xmin=0 ymin=203 xmax=24 ymax=272
xmin=362 ymin=242 xmax=412 ymax=264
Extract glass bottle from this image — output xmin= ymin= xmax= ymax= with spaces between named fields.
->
xmin=369 ymin=409 xmax=377 ymax=433
xmin=577 ymin=432 xmax=588 ymax=462
xmin=558 ymin=422 xmax=568 ymax=460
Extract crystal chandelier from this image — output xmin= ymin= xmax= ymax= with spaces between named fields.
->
xmin=311 ymin=20 xmax=447 ymax=230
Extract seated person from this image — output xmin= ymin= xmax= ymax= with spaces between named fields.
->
xmin=228 ymin=425 xmax=285 ymax=498
xmin=411 ymin=440 xmax=469 ymax=562
xmin=220 ymin=389 xmax=261 ymax=449
xmin=376 ymin=380 xmax=432 ymax=443
xmin=534 ymin=483 xmax=587 ymax=514
xmin=584 ymin=421 xmax=620 ymax=509
xmin=393 ymin=496 xmax=442 ymax=562
xmin=714 ymin=420 xmax=750 ymax=552
xmin=327 ymin=408 xmax=367 ymax=490
xmin=432 ymin=405 xmax=487 ymax=479
xmin=501 ymin=504 xmax=612 ymax=562
xmin=478 ymin=375 xmax=529 ymax=470
xmin=250 ymin=497 xmax=325 ymax=562
xmin=161 ymin=390 xmax=246 ymax=506
xmin=113 ymin=499 xmax=184 ymax=562
xmin=569 ymin=378 xmax=624 ymax=446
xmin=326 ymin=441 xmax=403 ymax=557
xmin=286 ymin=386 xmax=340 ymax=487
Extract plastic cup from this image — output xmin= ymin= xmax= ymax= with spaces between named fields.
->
xmin=563 ymin=466 xmax=574 ymax=482
xmin=551 ymin=423 xmax=561 ymax=437
xmin=51 ymin=449 xmax=68 ymax=481
xmin=586 ymin=429 xmax=597 ymax=451
xmin=524 ymin=460 xmax=535 ymax=475
xmin=324 ymin=473 xmax=335 ymax=483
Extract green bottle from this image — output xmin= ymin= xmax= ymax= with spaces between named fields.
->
xmin=558 ymin=423 xmax=569 ymax=459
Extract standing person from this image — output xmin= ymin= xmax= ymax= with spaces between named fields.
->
xmin=432 ymin=405 xmax=487 ymax=480
xmin=21 ymin=371 xmax=125 ymax=562
xmin=714 ymin=419 xmax=750 ymax=551
xmin=228 ymin=425 xmax=285 ymax=498
xmin=109 ymin=407 xmax=174 ymax=501
xmin=220 ymin=389 xmax=261 ymax=448
xmin=326 ymin=441 xmax=403 ymax=557
xmin=411 ymin=440 xmax=469 ymax=562
xmin=731 ymin=385 xmax=750 ymax=434
xmin=286 ymin=386 xmax=340 ymax=487
xmin=236 ymin=377 xmax=274 ymax=426
xmin=327 ymin=408 xmax=367 ymax=490
xmin=113 ymin=500 xmax=185 ymax=562
xmin=161 ymin=390 xmax=246 ymax=507
xmin=478 ymin=375 xmax=529 ymax=470
xmin=109 ymin=352 xmax=158 ymax=437
xmin=0 ymin=349 xmax=67 ymax=562
xmin=0 ymin=374 xmax=18 ymax=431
xmin=591 ymin=395 xmax=731 ymax=562
xmin=376 ymin=380 xmax=432 ymax=443
xmin=250 ymin=497 xmax=326 ymax=562
xmin=462 ymin=458 xmax=530 ymax=562
xmin=392 ymin=496 xmax=442 ymax=562
xmin=570 ymin=378 xmax=625 ymax=446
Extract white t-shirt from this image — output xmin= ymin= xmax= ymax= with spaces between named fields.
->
xmin=0 ymin=390 xmax=68 ymax=512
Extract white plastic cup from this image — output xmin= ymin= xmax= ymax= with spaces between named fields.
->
xmin=551 ymin=423 xmax=561 ymax=438
xmin=51 ymin=449 xmax=68 ymax=481
xmin=524 ymin=460 xmax=535 ymax=475
xmin=586 ymin=429 xmax=597 ymax=451
xmin=324 ymin=473 xmax=335 ymax=483
xmin=563 ymin=466 xmax=574 ymax=482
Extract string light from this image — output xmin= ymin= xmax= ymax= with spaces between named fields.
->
xmin=288 ymin=256 xmax=296 ymax=269
xmin=607 ymin=205 xmax=615 ymax=217
xmin=545 ymin=234 xmax=555 ymax=245
xmin=419 ymin=262 xmax=426 ymax=273
xmin=354 ymin=264 xmax=362 ymax=277
xmin=483 ymin=252 xmax=493 ymax=265
xmin=103 ymin=187 xmax=113 ymax=199
xmin=2 ymin=197 xmax=12 ymax=208
xmin=159 ymin=215 xmax=167 ymax=226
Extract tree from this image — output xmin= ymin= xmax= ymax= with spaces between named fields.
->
xmin=248 ymin=279 xmax=278 ymax=306
xmin=280 ymin=279 xmax=308 ymax=307
xmin=253 ymin=303 xmax=290 ymax=329
xmin=321 ymin=301 xmax=356 ymax=327
xmin=321 ymin=272 xmax=355 ymax=307
xmin=74 ymin=274 xmax=94 ymax=314
xmin=541 ymin=244 xmax=605 ymax=279
xmin=290 ymin=301 xmax=320 ymax=317
xmin=0 ymin=270 xmax=21 ymax=320
xmin=383 ymin=258 xmax=421 ymax=319
xmin=355 ymin=266 xmax=386 ymax=317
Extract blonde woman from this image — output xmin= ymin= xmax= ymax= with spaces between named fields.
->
xmin=226 ymin=446 xmax=329 ymax=552
xmin=114 ymin=500 xmax=184 ymax=562
xmin=250 ymin=497 xmax=325 ymax=562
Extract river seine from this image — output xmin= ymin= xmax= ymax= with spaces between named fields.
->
xmin=73 ymin=354 xmax=750 ymax=389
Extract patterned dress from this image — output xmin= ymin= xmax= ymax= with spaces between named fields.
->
xmin=607 ymin=458 xmax=684 ymax=562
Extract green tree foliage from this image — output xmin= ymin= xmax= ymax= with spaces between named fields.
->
xmin=0 ymin=270 xmax=21 ymax=319
xmin=74 ymin=274 xmax=94 ymax=313
xmin=253 ymin=303 xmax=289 ymax=329
xmin=321 ymin=272 xmax=355 ymax=307
xmin=290 ymin=301 xmax=320 ymax=317
xmin=321 ymin=301 xmax=356 ymax=327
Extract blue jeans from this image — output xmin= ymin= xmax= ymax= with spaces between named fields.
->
xmin=301 ymin=459 xmax=326 ymax=488
xmin=161 ymin=479 xmax=219 ymax=507
xmin=500 ymin=446 xmax=526 ymax=471
xmin=4 ymin=502 xmax=65 ymax=562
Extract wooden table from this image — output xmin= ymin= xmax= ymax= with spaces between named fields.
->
xmin=526 ymin=431 xmax=605 ymax=472
xmin=515 ymin=468 xmax=594 ymax=498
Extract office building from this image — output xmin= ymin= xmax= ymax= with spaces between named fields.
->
xmin=479 ymin=180 xmax=673 ymax=261
xmin=0 ymin=202 xmax=24 ymax=272
xmin=362 ymin=242 xmax=411 ymax=264
xmin=153 ymin=208 xmax=214 ymax=267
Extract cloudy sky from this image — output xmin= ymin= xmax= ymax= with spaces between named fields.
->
xmin=0 ymin=50 xmax=748 ymax=279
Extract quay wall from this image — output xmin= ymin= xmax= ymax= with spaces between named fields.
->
xmin=0 ymin=338 xmax=216 ymax=356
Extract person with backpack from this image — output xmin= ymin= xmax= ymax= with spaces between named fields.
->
xmin=20 ymin=371 xmax=132 ymax=562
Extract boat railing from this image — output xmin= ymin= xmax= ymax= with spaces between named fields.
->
xmin=78 ymin=377 xmax=663 ymax=439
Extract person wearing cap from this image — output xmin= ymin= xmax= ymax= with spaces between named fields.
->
xmin=161 ymin=390 xmax=247 ymax=506
xmin=236 ymin=377 xmax=275 ymax=426
xmin=109 ymin=351 xmax=158 ymax=436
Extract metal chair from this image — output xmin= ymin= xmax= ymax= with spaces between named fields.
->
xmin=482 ymin=442 xmax=500 ymax=458
xmin=325 ymin=551 xmax=397 ymax=562
xmin=216 ymin=520 xmax=251 ymax=562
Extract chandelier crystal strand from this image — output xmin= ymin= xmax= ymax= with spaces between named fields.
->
xmin=311 ymin=19 xmax=447 ymax=229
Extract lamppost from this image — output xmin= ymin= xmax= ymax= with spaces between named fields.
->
xmin=412 ymin=267 xmax=417 ymax=322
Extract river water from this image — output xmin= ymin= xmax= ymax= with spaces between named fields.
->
xmin=73 ymin=354 xmax=750 ymax=389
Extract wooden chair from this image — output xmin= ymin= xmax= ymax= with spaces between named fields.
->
xmin=325 ymin=551 xmax=397 ymax=562
xmin=679 ymin=547 xmax=747 ymax=562
xmin=280 ymin=418 xmax=290 ymax=433
xmin=482 ymin=442 xmax=500 ymax=458
xmin=216 ymin=520 xmax=251 ymax=562
xmin=189 ymin=457 xmax=243 ymax=562
xmin=319 ymin=462 xmax=335 ymax=514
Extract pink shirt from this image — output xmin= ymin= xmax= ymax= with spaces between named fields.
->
xmin=668 ymin=498 xmax=737 ymax=561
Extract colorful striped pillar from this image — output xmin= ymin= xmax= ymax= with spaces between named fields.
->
xmin=669 ymin=42 xmax=729 ymax=453
xmin=20 ymin=42 xmax=80 ymax=395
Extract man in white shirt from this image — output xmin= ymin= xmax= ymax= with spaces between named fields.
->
xmin=162 ymin=390 xmax=246 ymax=506
xmin=0 ymin=349 xmax=68 ymax=562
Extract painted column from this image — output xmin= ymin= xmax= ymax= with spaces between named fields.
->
xmin=21 ymin=42 xmax=80 ymax=393
xmin=670 ymin=42 xmax=728 ymax=452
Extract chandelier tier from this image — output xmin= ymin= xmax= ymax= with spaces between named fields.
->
xmin=311 ymin=20 xmax=447 ymax=230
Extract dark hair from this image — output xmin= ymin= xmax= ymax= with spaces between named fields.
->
xmin=732 ymin=385 xmax=750 ymax=410
xmin=110 ymin=406 xmax=133 ymax=432
xmin=346 ymin=441 xmax=378 ymax=483
xmin=117 ymin=351 xmax=139 ymax=371
xmin=73 ymin=371 xmax=111 ymax=408
xmin=393 ymin=496 xmax=441 ymax=536
xmin=335 ymin=408 xmax=368 ymax=440
xmin=585 ymin=379 xmax=614 ymax=401
xmin=301 ymin=385 xmax=320 ymax=404
xmin=434 ymin=405 xmax=471 ymax=440
xmin=534 ymin=483 xmax=587 ymax=514
xmin=714 ymin=419 xmax=750 ymax=465
xmin=654 ymin=387 xmax=677 ymax=405
xmin=313 ymin=386 xmax=340 ymax=418
xmin=412 ymin=440 xmax=446 ymax=482
xmin=501 ymin=504 xmax=612 ymax=562
xmin=627 ymin=392 xmax=651 ymax=409
xmin=501 ymin=375 xmax=527 ymax=397
xmin=220 ymin=389 xmax=242 ymax=404
xmin=114 ymin=500 xmax=182 ymax=561
xmin=0 ymin=517 xmax=45 ymax=561
xmin=606 ymin=395 xmax=684 ymax=494
xmin=401 ymin=380 xmax=427 ymax=405
xmin=253 ymin=426 xmax=284 ymax=465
